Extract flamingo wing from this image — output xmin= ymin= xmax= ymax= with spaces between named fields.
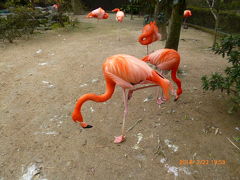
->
xmin=105 ymin=71 xmax=134 ymax=89
xmin=103 ymin=54 xmax=153 ymax=88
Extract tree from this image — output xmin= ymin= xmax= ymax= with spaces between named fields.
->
xmin=205 ymin=0 xmax=221 ymax=47
xmin=153 ymin=0 xmax=172 ymax=40
xmin=165 ymin=0 xmax=186 ymax=51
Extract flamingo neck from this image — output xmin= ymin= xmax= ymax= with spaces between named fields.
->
xmin=72 ymin=79 xmax=115 ymax=122
xmin=147 ymin=71 xmax=171 ymax=100
xmin=171 ymin=70 xmax=182 ymax=96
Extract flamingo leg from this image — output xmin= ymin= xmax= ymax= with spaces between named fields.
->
xmin=156 ymin=87 xmax=166 ymax=105
xmin=155 ymin=70 xmax=165 ymax=104
xmin=114 ymin=89 xmax=128 ymax=143
xmin=128 ymin=84 xmax=159 ymax=100
xmin=118 ymin=25 xmax=120 ymax=41
xmin=118 ymin=22 xmax=120 ymax=41
xmin=121 ymin=89 xmax=128 ymax=135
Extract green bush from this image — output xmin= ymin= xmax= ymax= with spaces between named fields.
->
xmin=12 ymin=6 xmax=41 ymax=34
xmin=0 ymin=15 xmax=21 ymax=43
xmin=0 ymin=6 xmax=70 ymax=43
xmin=0 ymin=6 xmax=42 ymax=42
xmin=188 ymin=6 xmax=240 ymax=34
xmin=202 ymin=35 xmax=240 ymax=113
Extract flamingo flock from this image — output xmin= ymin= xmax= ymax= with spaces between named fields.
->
xmin=72 ymin=7 xmax=189 ymax=143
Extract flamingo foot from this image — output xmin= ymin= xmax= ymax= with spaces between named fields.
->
xmin=157 ymin=97 xmax=166 ymax=105
xmin=80 ymin=122 xmax=93 ymax=128
xmin=114 ymin=135 xmax=125 ymax=144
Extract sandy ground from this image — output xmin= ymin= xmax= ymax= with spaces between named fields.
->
xmin=0 ymin=14 xmax=240 ymax=180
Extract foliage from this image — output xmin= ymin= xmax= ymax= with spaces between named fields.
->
xmin=0 ymin=5 xmax=70 ymax=43
xmin=0 ymin=6 xmax=42 ymax=42
xmin=187 ymin=6 xmax=240 ymax=34
xmin=187 ymin=0 xmax=240 ymax=11
xmin=201 ymin=35 xmax=240 ymax=112
xmin=122 ymin=0 xmax=155 ymax=15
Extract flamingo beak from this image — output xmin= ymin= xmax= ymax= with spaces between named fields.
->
xmin=174 ymin=96 xmax=179 ymax=101
xmin=84 ymin=125 xmax=93 ymax=128
xmin=80 ymin=122 xmax=93 ymax=128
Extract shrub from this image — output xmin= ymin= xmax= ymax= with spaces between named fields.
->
xmin=11 ymin=6 xmax=41 ymax=34
xmin=0 ymin=6 xmax=70 ymax=43
xmin=201 ymin=35 xmax=240 ymax=113
xmin=0 ymin=15 xmax=21 ymax=43
xmin=0 ymin=6 xmax=42 ymax=42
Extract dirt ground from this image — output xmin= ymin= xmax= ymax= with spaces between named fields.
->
xmin=0 ymin=14 xmax=240 ymax=180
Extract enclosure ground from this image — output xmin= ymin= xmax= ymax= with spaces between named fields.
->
xmin=0 ymin=14 xmax=240 ymax=180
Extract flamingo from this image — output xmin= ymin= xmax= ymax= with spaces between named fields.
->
xmin=112 ymin=8 xmax=125 ymax=40
xmin=141 ymin=49 xmax=182 ymax=101
xmin=72 ymin=54 xmax=172 ymax=144
xmin=86 ymin=7 xmax=109 ymax=20
xmin=112 ymin=8 xmax=125 ymax=22
xmin=183 ymin=10 xmax=192 ymax=29
xmin=138 ymin=21 xmax=161 ymax=54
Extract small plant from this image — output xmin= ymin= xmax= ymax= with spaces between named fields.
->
xmin=201 ymin=35 xmax=240 ymax=113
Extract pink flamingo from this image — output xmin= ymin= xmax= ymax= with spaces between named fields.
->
xmin=138 ymin=21 xmax=161 ymax=54
xmin=142 ymin=49 xmax=182 ymax=101
xmin=183 ymin=10 xmax=192 ymax=29
xmin=86 ymin=7 xmax=109 ymax=20
xmin=112 ymin=8 xmax=125 ymax=40
xmin=72 ymin=54 xmax=172 ymax=144
xmin=112 ymin=8 xmax=125 ymax=22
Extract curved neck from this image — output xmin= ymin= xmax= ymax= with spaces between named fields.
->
xmin=171 ymin=70 xmax=182 ymax=95
xmin=147 ymin=70 xmax=171 ymax=100
xmin=72 ymin=79 xmax=116 ymax=122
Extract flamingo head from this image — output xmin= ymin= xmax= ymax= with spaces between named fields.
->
xmin=173 ymin=87 xmax=182 ymax=101
xmin=72 ymin=110 xmax=93 ymax=128
xmin=103 ymin=13 xmax=109 ymax=19
xmin=112 ymin=8 xmax=120 ymax=12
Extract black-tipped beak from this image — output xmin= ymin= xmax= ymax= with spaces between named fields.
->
xmin=174 ymin=97 xmax=179 ymax=102
xmin=83 ymin=125 xmax=93 ymax=128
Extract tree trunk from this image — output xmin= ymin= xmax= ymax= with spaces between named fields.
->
xmin=165 ymin=0 xmax=185 ymax=51
xmin=71 ymin=0 xmax=83 ymax=15
xmin=154 ymin=1 xmax=160 ymax=20
xmin=213 ymin=1 xmax=220 ymax=47
xmin=130 ymin=3 xmax=133 ymax=20
xmin=213 ymin=14 xmax=219 ymax=47
xmin=159 ymin=25 xmax=167 ymax=40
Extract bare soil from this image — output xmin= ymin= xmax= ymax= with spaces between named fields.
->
xmin=0 ymin=14 xmax=240 ymax=180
